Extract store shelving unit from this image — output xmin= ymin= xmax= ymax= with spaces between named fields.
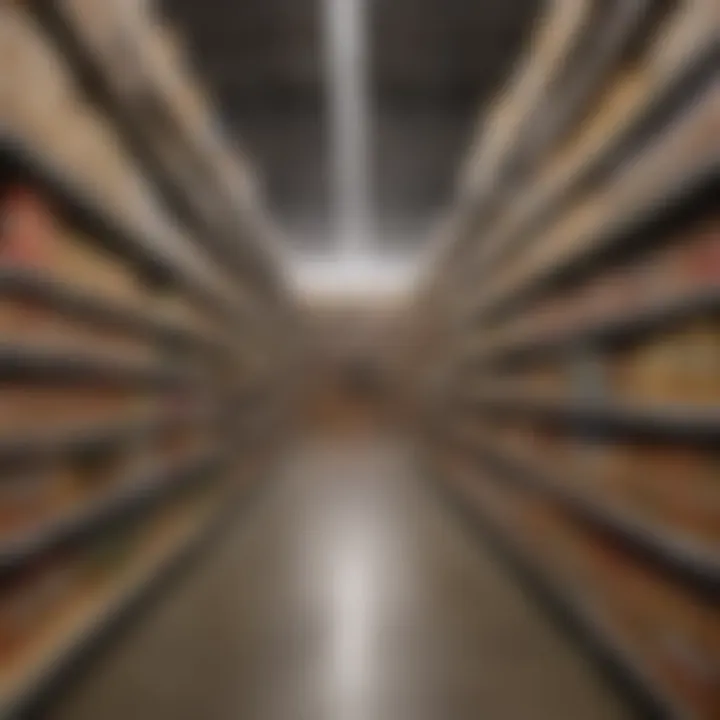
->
xmin=0 ymin=134 xmax=253 ymax=334
xmin=415 ymin=3 xmax=720 ymax=717
xmin=24 ymin=0 xmax=284 ymax=301
xmin=0 ymin=344 xmax=199 ymax=389
xmin=0 ymin=450 xmax=221 ymax=575
xmin=0 ymin=7 xmax=290 ymax=717
xmin=429 ymin=451 xmax=687 ymax=720
xmin=0 ymin=408 xmax=207 ymax=467
xmin=444 ymin=426 xmax=720 ymax=596
xmin=460 ymin=287 xmax=720 ymax=370
xmin=446 ymin=2 xmax=717 ymax=281
xmin=0 ymin=469 xmax=246 ymax=720
xmin=463 ymin=37 xmax=717 ymax=285
xmin=466 ymin=97 xmax=718 ymax=324
xmin=458 ymin=390 xmax=720 ymax=443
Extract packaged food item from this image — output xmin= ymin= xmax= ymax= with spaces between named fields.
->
xmin=609 ymin=320 xmax=720 ymax=406
xmin=0 ymin=188 xmax=56 ymax=271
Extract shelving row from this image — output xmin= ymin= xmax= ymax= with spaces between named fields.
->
xmin=445 ymin=417 xmax=719 ymax=594
xmin=464 ymin=91 xmax=718 ymax=324
xmin=448 ymin=1 xmax=717 ymax=282
xmin=431 ymin=449 xmax=706 ymax=719
xmin=0 ymin=465 xmax=252 ymax=719
xmin=0 ymin=4 xmax=291 ymax=717
xmin=0 ymin=134 xmax=258 ymax=335
xmin=458 ymin=211 xmax=719 ymax=367
xmin=414 ymin=1 xmax=719 ymax=717
xmin=22 ymin=0 xmax=285 ymax=299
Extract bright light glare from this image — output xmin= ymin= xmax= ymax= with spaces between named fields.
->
xmin=289 ymin=252 xmax=421 ymax=301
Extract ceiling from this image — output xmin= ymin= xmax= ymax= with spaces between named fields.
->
xmin=161 ymin=0 xmax=541 ymax=252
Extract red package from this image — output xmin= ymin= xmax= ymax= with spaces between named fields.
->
xmin=0 ymin=188 xmax=57 ymax=269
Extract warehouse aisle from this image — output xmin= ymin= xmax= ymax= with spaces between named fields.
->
xmin=45 ymin=430 xmax=629 ymax=720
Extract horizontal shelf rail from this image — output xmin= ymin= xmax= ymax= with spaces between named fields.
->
xmin=460 ymin=287 xmax=720 ymax=369
xmin=442 ymin=428 xmax=720 ymax=598
xmin=0 ymin=344 xmax=200 ymax=389
xmin=0 ymin=449 xmax=225 ymax=576
xmin=459 ymin=390 xmax=720 ymax=443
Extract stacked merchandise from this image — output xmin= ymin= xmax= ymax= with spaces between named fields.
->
xmin=0 ymin=3 xmax=288 ymax=716
xmin=417 ymin=1 xmax=719 ymax=717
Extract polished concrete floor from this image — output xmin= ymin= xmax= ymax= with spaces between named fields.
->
xmin=46 ymin=430 xmax=630 ymax=720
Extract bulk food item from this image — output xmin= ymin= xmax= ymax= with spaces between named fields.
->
xmin=609 ymin=320 xmax=720 ymax=406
